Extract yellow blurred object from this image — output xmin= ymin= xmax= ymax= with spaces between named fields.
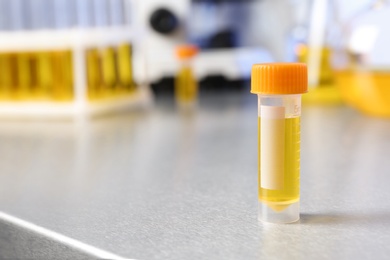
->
xmin=86 ymin=44 xmax=135 ymax=101
xmin=302 ymin=85 xmax=343 ymax=105
xmin=297 ymin=45 xmax=333 ymax=84
xmin=175 ymin=44 xmax=199 ymax=107
xmin=0 ymin=45 xmax=136 ymax=103
xmin=176 ymin=67 xmax=197 ymax=103
xmin=117 ymin=43 xmax=135 ymax=93
xmin=0 ymin=53 xmax=14 ymax=99
xmin=297 ymin=45 xmax=343 ymax=105
xmin=37 ymin=51 xmax=54 ymax=99
xmin=102 ymin=47 xmax=117 ymax=96
xmin=16 ymin=53 xmax=32 ymax=99
xmin=51 ymin=50 xmax=73 ymax=101
xmin=336 ymin=70 xmax=390 ymax=117
xmin=0 ymin=0 xmax=149 ymax=118
xmin=86 ymin=48 xmax=101 ymax=100
xmin=0 ymin=51 xmax=74 ymax=101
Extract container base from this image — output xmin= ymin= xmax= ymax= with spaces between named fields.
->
xmin=258 ymin=200 xmax=299 ymax=224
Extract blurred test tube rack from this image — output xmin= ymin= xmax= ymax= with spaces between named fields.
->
xmin=0 ymin=0 xmax=152 ymax=119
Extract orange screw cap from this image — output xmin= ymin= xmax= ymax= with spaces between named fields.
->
xmin=176 ymin=44 xmax=199 ymax=60
xmin=251 ymin=63 xmax=308 ymax=95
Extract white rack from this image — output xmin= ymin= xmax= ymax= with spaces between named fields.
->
xmin=0 ymin=27 xmax=152 ymax=119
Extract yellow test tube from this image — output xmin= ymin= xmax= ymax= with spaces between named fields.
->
xmin=0 ymin=53 xmax=14 ymax=99
xmin=16 ymin=52 xmax=32 ymax=99
xmin=102 ymin=47 xmax=118 ymax=97
xmin=175 ymin=45 xmax=199 ymax=108
xmin=297 ymin=45 xmax=333 ymax=85
xmin=117 ymin=43 xmax=135 ymax=93
xmin=37 ymin=51 xmax=53 ymax=99
xmin=251 ymin=63 xmax=307 ymax=224
xmin=51 ymin=50 xmax=73 ymax=101
xmin=297 ymin=45 xmax=342 ymax=104
xmin=86 ymin=48 xmax=102 ymax=100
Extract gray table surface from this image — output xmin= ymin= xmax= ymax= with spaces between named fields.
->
xmin=1 ymin=91 xmax=390 ymax=259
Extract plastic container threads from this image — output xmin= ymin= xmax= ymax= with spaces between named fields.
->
xmin=175 ymin=45 xmax=199 ymax=109
xmin=251 ymin=63 xmax=308 ymax=224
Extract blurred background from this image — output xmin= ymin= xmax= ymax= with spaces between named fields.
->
xmin=1 ymin=0 xmax=390 ymax=258
xmin=140 ymin=0 xmax=390 ymax=113
xmin=0 ymin=0 xmax=389 ymax=116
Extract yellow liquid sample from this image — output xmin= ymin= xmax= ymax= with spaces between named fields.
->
xmin=297 ymin=45 xmax=343 ymax=104
xmin=86 ymin=44 xmax=134 ymax=101
xmin=37 ymin=51 xmax=54 ymax=99
xmin=258 ymin=117 xmax=300 ymax=212
xmin=102 ymin=47 xmax=118 ymax=96
xmin=0 ymin=45 xmax=134 ymax=102
xmin=297 ymin=45 xmax=333 ymax=85
xmin=16 ymin=53 xmax=32 ymax=99
xmin=175 ymin=66 xmax=197 ymax=103
xmin=51 ymin=50 xmax=73 ymax=101
xmin=37 ymin=50 xmax=74 ymax=101
xmin=0 ymin=50 xmax=74 ymax=101
xmin=0 ymin=53 xmax=15 ymax=99
xmin=86 ymin=48 xmax=102 ymax=100
xmin=336 ymin=70 xmax=390 ymax=117
xmin=117 ymin=43 xmax=135 ymax=93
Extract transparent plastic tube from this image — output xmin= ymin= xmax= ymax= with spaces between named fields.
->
xmin=175 ymin=59 xmax=197 ymax=107
xmin=257 ymin=94 xmax=302 ymax=223
xmin=175 ymin=45 xmax=199 ymax=110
